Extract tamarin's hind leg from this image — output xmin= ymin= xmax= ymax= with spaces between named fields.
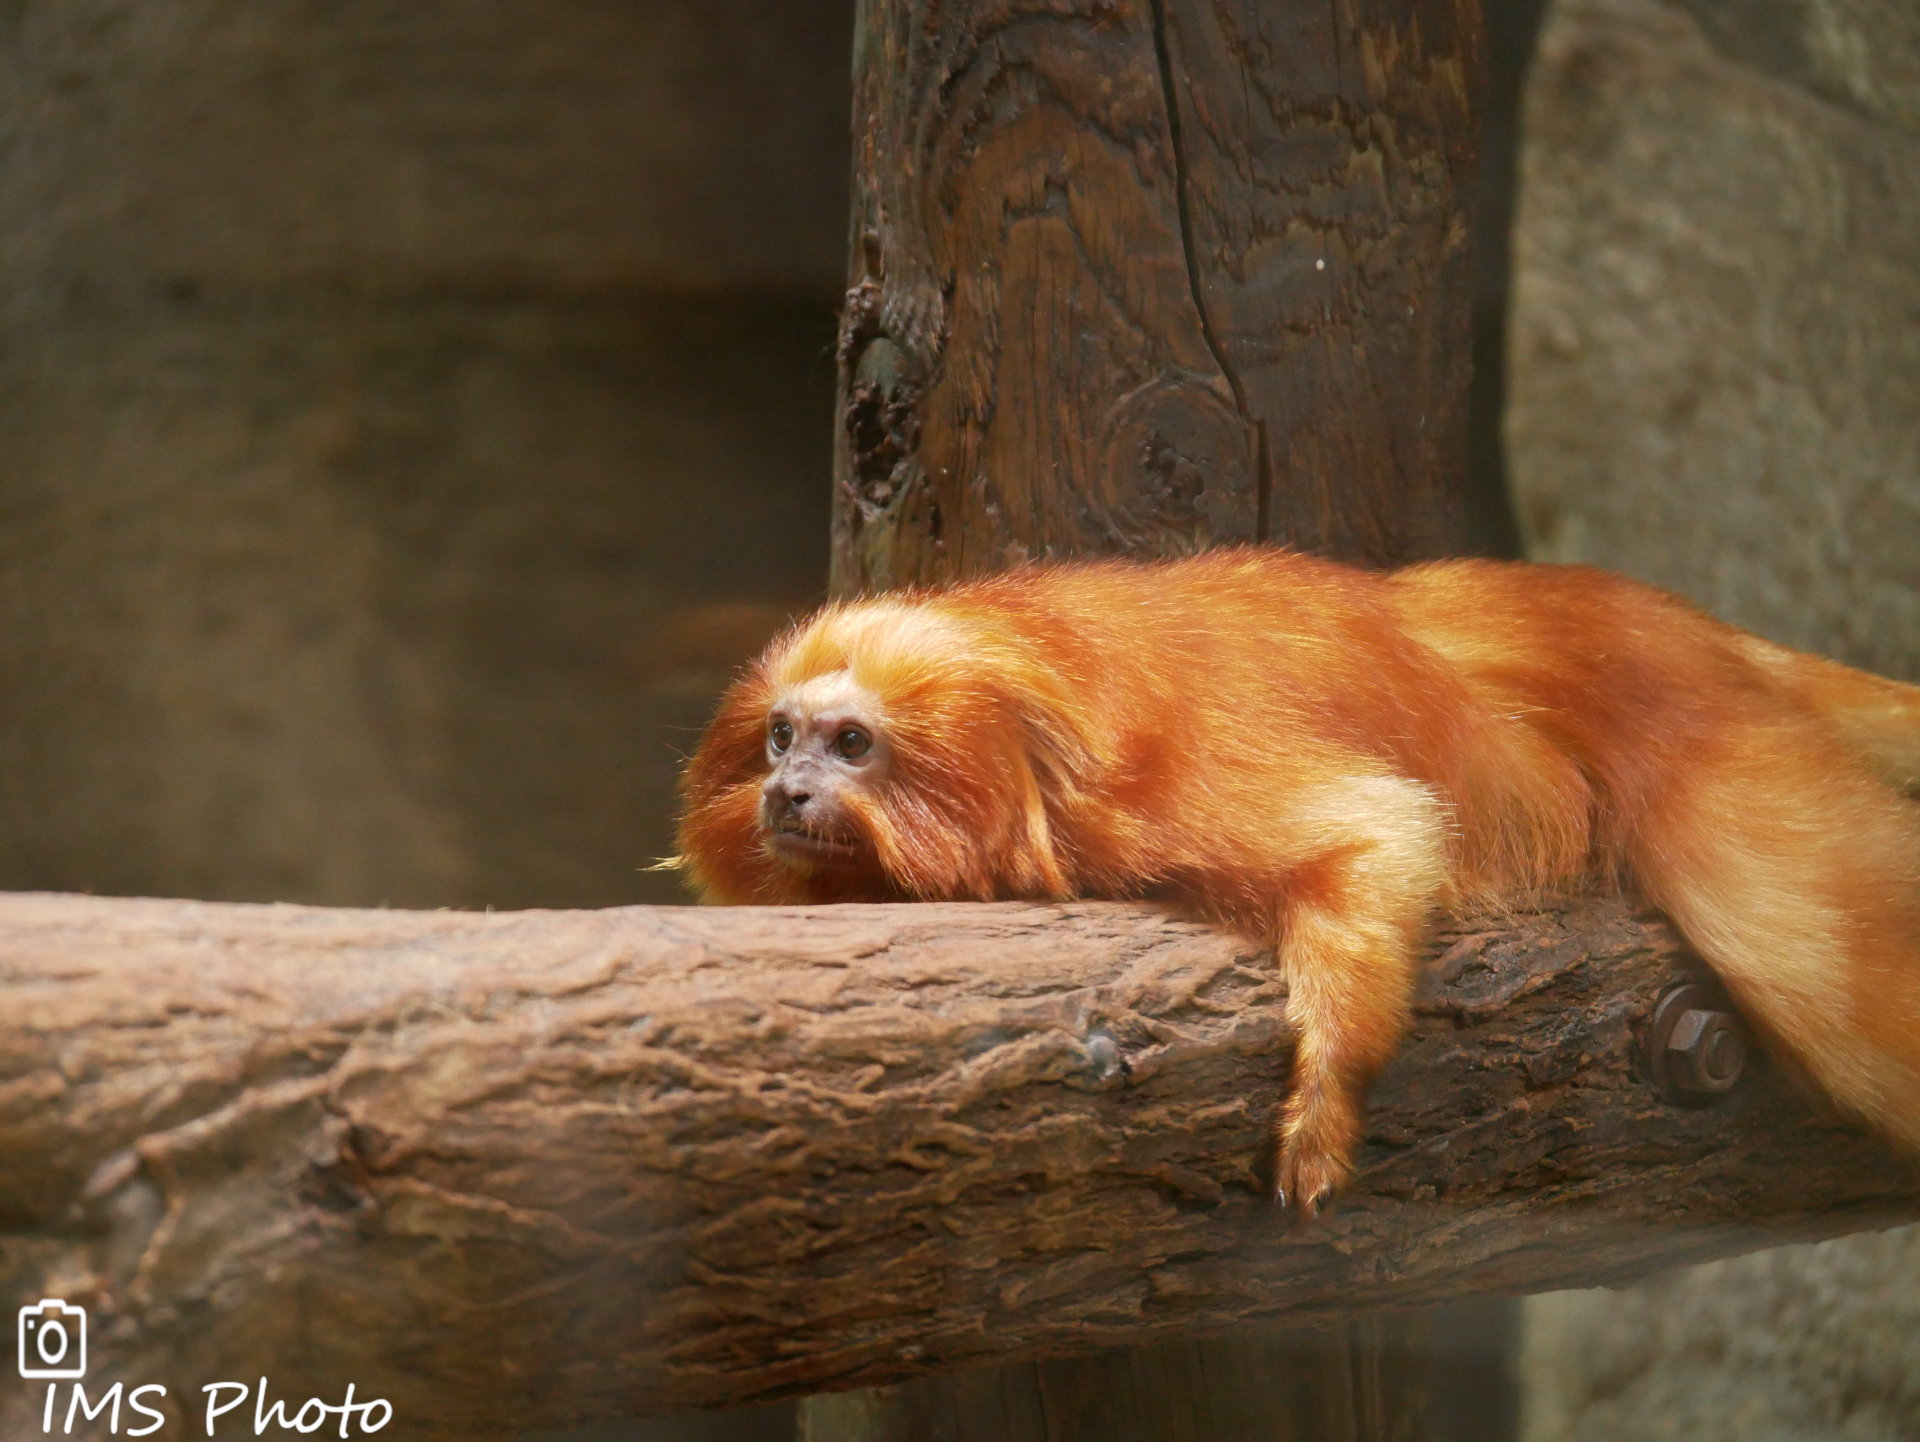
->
xmin=1629 ymin=718 xmax=1920 ymax=1149
xmin=1269 ymin=777 xmax=1451 ymax=1216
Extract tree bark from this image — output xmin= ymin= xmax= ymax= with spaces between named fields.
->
xmin=832 ymin=0 xmax=1482 ymax=592
xmin=8 ymin=892 xmax=1907 ymax=1439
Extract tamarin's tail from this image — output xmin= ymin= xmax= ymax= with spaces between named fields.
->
xmin=1735 ymin=633 xmax=1920 ymax=794
xmin=1623 ymin=640 xmax=1920 ymax=1150
xmin=1405 ymin=565 xmax=1920 ymax=1148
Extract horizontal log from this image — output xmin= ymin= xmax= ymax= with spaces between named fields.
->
xmin=2 ymin=891 xmax=1915 ymax=1437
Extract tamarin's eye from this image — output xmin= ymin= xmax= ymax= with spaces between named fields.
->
xmin=835 ymin=726 xmax=872 ymax=759
xmin=769 ymin=719 xmax=794 ymax=753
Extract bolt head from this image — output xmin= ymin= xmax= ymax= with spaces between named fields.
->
xmin=1665 ymin=1007 xmax=1748 ymax=1094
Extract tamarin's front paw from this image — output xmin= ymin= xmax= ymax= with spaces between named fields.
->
xmin=1274 ymin=1099 xmax=1358 ymax=1220
xmin=1273 ymin=1138 xmax=1350 ymax=1219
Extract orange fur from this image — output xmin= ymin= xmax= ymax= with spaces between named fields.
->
xmin=678 ymin=550 xmax=1920 ymax=1209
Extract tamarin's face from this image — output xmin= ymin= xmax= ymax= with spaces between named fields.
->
xmin=759 ymin=670 xmax=890 ymax=872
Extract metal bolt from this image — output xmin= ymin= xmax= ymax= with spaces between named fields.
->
xmin=1665 ymin=1007 xmax=1747 ymax=1094
xmin=1648 ymin=982 xmax=1750 ymax=1104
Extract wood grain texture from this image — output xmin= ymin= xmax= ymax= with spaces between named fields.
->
xmin=2 ymin=891 xmax=1913 ymax=1436
xmin=830 ymin=0 xmax=1482 ymax=594
xmin=1161 ymin=0 xmax=1483 ymax=564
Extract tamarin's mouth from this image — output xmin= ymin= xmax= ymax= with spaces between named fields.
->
xmin=764 ymin=826 xmax=862 ymax=863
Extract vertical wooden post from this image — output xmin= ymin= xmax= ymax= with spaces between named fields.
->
xmin=832 ymin=0 xmax=1482 ymax=595
xmin=800 ymin=1313 xmax=1436 ymax=1442
xmin=817 ymin=0 xmax=1483 ymax=1434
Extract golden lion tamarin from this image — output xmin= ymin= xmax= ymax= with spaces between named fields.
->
xmin=675 ymin=549 xmax=1920 ymax=1215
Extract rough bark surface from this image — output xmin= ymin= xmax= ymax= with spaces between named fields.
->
xmin=830 ymin=0 xmax=1484 ymax=593
xmin=3 ymin=891 xmax=1914 ymax=1438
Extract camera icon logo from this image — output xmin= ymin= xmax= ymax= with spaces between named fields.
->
xmin=18 ymin=1299 xmax=87 ymax=1380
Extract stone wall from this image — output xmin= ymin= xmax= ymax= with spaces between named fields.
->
xmin=0 ymin=1 xmax=853 ymax=909
xmin=1521 ymin=1226 xmax=1920 ymax=1442
xmin=1506 ymin=0 xmax=1920 ymax=1435
xmin=1507 ymin=0 xmax=1920 ymax=680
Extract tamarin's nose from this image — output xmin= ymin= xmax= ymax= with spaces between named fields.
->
xmin=763 ymin=779 xmax=811 ymax=812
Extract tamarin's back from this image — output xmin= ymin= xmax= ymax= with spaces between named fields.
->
xmin=680 ymin=548 xmax=1920 ymax=1204
xmin=936 ymin=550 xmax=1918 ymax=882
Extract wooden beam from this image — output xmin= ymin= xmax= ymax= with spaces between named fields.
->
xmin=825 ymin=0 xmax=1493 ymax=1433
xmin=3 ymin=890 xmax=1913 ymax=1437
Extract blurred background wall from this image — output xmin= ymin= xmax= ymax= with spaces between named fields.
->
xmin=1508 ymin=0 xmax=1920 ymax=682
xmin=1505 ymin=0 xmax=1920 ymax=1437
xmin=0 ymin=0 xmax=851 ymax=912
